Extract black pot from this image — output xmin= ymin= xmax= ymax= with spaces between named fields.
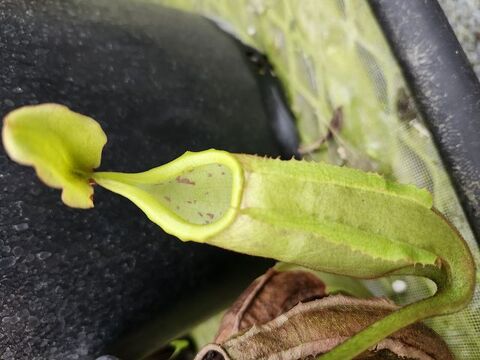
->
xmin=0 ymin=1 xmax=296 ymax=359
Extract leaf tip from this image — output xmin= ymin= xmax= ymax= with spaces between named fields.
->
xmin=2 ymin=103 xmax=107 ymax=209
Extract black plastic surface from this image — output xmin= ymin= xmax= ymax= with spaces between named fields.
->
xmin=243 ymin=45 xmax=300 ymax=158
xmin=0 ymin=1 xmax=283 ymax=358
xmin=369 ymin=0 xmax=480 ymax=243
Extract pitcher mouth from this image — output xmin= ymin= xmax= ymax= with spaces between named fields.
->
xmin=93 ymin=149 xmax=244 ymax=242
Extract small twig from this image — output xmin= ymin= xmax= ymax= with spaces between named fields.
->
xmin=298 ymin=107 xmax=343 ymax=155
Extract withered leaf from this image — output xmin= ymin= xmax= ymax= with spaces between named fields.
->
xmin=200 ymin=294 xmax=453 ymax=360
xmin=215 ymin=268 xmax=326 ymax=343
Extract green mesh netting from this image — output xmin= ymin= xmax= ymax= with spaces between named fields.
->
xmin=153 ymin=0 xmax=480 ymax=358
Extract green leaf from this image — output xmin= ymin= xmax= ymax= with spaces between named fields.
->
xmin=2 ymin=104 xmax=107 ymax=208
xmin=96 ymin=151 xmax=474 ymax=359
xmin=2 ymin=104 xmax=475 ymax=359
xmin=168 ymin=339 xmax=190 ymax=360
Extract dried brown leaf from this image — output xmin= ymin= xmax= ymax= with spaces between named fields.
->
xmin=215 ymin=268 xmax=326 ymax=343
xmin=200 ymin=294 xmax=453 ymax=360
